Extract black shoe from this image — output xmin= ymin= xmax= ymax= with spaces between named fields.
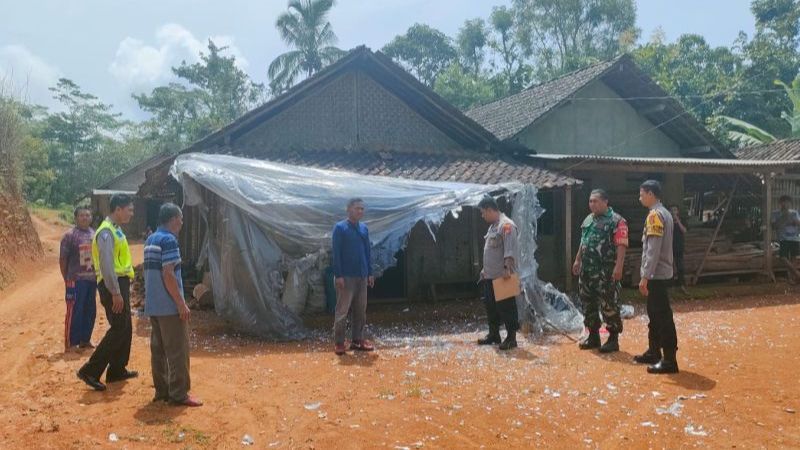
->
xmin=499 ymin=333 xmax=517 ymax=351
xmin=599 ymin=333 xmax=619 ymax=353
xmin=579 ymin=332 xmax=601 ymax=350
xmin=106 ymin=370 xmax=139 ymax=383
xmin=478 ymin=332 xmax=501 ymax=345
xmin=77 ymin=370 xmax=106 ymax=391
xmin=647 ymin=359 xmax=679 ymax=374
xmin=633 ymin=350 xmax=661 ymax=365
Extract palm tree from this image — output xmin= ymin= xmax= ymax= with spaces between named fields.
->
xmin=268 ymin=0 xmax=345 ymax=93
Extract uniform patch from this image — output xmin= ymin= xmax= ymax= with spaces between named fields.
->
xmin=646 ymin=211 xmax=664 ymax=237
xmin=614 ymin=219 xmax=629 ymax=246
xmin=502 ymin=223 xmax=513 ymax=235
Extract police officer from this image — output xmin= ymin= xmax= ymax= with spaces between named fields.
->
xmin=573 ymin=189 xmax=629 ymax=353
xmin=476 ymin=196 xmax=520 ymax=351
xmin=635 ymin=180 xmax=679 ymax=374
xmin=77 ymin=194 xmax=139 ymax=391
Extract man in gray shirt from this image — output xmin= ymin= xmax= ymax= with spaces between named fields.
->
xmin=476 ymin=196 xmax=520 ymax=351
xmin=635 ymin=180 xmax=679 ymax=374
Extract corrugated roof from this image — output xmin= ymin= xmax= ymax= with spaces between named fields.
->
xmin=531 ymin=153 xmax=800 ymax=171
xmin=734 ymin=138 xmax=800 ymax=161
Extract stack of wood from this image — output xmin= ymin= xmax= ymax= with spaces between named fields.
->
xmin=623 ymin=227 xmax=767 ymax=285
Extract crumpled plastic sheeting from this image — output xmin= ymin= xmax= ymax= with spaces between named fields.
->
xmin=171 ymin=153 xmax=581 ymax=339
xmin=511 ymin=186 xmax=585 ymax=334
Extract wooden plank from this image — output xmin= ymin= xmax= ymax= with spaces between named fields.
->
xmin=564 ymin=186 xmax=573 ymax=292
xmin=693 ymin=179 xmax=739 ymax=284
xmin=764 ymin=176 xmax=775 ymax=281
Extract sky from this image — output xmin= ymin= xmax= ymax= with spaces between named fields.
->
xmin=0 ymin=0 xmax=757 ymax=119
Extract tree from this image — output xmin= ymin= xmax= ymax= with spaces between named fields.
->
xmin=433 ymin=64 xmax=497 ymax=111
xmin=43 ymin=78 xmax=126 ymax=204
xmin=512 ymin=0 xmax=638 ymax=79
xmin=488 ymin=6 xmax=531 ymax=95
xmin=456 ymin=19 xmax=488 ymax=77
xmin=134 ymin=40 xmax=265 ymax=153
xmin=268 ymin=0 xmax=345 ymax=93
xmin=634 ymin=32 xmax=742 ymax=122
xmin=382 ymin=24 xmax=457 ymax=87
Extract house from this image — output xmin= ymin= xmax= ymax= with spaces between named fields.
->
xmin=134 ymin=46 xmax=580 ymax=303
xmin=466 ymin=54 xmax=743 ymax=287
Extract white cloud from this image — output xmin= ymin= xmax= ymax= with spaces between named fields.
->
xmin=0 ymin=44 xmax=62 ymax=108
xmin=109 ymin=23 xmax=248 ymax=88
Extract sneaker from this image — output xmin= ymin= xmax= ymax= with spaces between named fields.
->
xmin=350 ymin=340 xmax=375 ymax=352
xmin=172 ymin=395 xmax=203 ymax=407
xmin=334 ymin=343 xmax=346 ymax=355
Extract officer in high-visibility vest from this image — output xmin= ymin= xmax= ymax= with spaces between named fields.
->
xmin=77 ymin=194 xmax=138 ymax=391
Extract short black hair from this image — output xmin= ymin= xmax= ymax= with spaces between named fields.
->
xmin=347 ymin=198 xmax=364 ymax=208
xmin=158 ymin=202 xmax=182 ymax=225
xmin=780 ymin=195 xmax=792 ymax=203
xmin=640 ymin=180 xmax=662 ymax=199
xmin=109 ymin=194 xmax=133 ymax=213
xmin=478 ymin=195 xmax=499 ymax=211
xmin=73 ymin=206 xmax=92 ymax=218
xmin=590 ymin=188 xmax=609 ymax=201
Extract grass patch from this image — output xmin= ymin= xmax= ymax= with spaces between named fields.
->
xmin=28 ymin=202 xmax=72 ymax=226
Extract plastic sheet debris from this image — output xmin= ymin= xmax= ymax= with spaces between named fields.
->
xmin=620 ymin=304 xmax=634 ymax=319
xmin=108 ymin=433 xmax=119 ymax=442
xmin=177 ymin=432 xmax=186 ymax=442
xmin=684 ymin=424 xmax=709 ymax=436
xmin=656 ymin=400 xmax=684 ymax=417
xmin=242 ymin=434 xmax=254 ymax=446
xmin=640 ymin=421 xmax=657 ymax=428
xmin=786 ymin=408 xmax=796 ymax=414
xmin=171 ymin=154 xmax=583 ymax=339
xmin=304 ymin=402 xmax=321 ymax=411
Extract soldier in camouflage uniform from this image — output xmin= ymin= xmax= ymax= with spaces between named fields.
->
xmin=572 ymin=189 xmax=629 ymax=353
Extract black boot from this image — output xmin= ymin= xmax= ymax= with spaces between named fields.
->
xmin=599 ymin=332 xmax=619 ymax=353
xmin=579 ymin=331 xmax=601 ymax=350
xmin=499 ymin=330 xmax=517 ymax=350
xmin=478 ymin=326 xmax=501 ymax=345
xmin=648 ymin=348 xmax=679 ymax=374
xmin=633 ymin=336 xmax=661 ymax=364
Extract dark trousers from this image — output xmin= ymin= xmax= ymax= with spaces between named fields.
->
xmin=674 ymin=251 xmax=686 ymax=286
xmin=482 ymin=280 xmax=519 ymax=334
xmin=81 ymin=277 xmax=132 ymax=379
xmin=150 ymin=315 xmax=191 ymax=403
xmin=646 ymin=279 xmax=678 ymax=358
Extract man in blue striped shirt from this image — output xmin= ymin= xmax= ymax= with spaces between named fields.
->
xmin=144 ymin=203 xmax=202 ymax=407
xmin=331 ymin=198 xmax=375 ymax=355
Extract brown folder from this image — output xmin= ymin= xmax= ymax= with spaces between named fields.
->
xmin=492 ymin=273 xmax=521 ymax=300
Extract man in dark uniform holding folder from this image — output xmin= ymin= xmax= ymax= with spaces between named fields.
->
xmin=476 ymin=196 xmax=520 ymax=350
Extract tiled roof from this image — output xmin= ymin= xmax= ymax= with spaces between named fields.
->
xmin=734 ymin=138 xmax=800 ymax=161
xmin=260 ymin=150 xmax=580 ymax=189
xmin=531 ymin=153 xmax=800 ymax=170
xmin=465 ymin=58 xmax=618 ymax=140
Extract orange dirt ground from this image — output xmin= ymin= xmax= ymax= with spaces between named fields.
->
xmin=0 ymin=219 xmax=798 ymax=449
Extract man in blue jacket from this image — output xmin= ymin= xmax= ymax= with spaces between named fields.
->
xmin=332 ymin=198 xmax=375 ymax=355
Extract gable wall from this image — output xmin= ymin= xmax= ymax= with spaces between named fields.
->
xmin=516 ymin=80 xmax=683 ymax=157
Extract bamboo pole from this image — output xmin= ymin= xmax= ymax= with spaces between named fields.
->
xmin=693 ymin=178 xmax=739 ymax=285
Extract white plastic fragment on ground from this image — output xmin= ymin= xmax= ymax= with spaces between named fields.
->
xmin=656 ymin=400 xmax=684 ymax=417
xmin=641 ymin=421 xmax=657 ymax=427
xmin=620 ymin=304 xmax=634 ymax=319
xmin=304 ymin=402 xmax=321 ymax=411
xmin=684 ymin=424 xmax=709 ymax=436
xmin=242 ymin=434 xmax=254 ymax=446
xmin=108 ymin=433 xmax=119 ymax=442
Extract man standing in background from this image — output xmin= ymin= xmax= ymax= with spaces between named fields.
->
xmin=332 ymin=198 xmax=375 ymax=356
xmin=77 ymin=194 xmax=138 ymax=391
xmin=636 ymin=180 xmax=679 ymax=374
xmin=60 ymin=206 xmax=97 ymax=351
xmin=771 ymin=195 xmax=800 ymax=283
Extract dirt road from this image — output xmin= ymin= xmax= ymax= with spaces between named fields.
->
xmin=0 ymin=219 xmax=798 ymax=449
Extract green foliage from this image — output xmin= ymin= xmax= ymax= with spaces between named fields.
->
xmin=456 ymin=18 xmax=488 ymax=77
xmin=433 ymin=64 xmax=497 ymax=110
xmin=382 ymin=24 xmax=457 ymax=87
xmin=268 ymin=0 xmax=345 ymax=93
xmin=512 ymin=0 xmax=639 ymax=79
xmin=0 ymin=95 xmax=24 ymax=195
xmin=134 ymin=40 xmax=265 ymax=153
xmin=488 ymin=6 xmax=532 ymax=95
